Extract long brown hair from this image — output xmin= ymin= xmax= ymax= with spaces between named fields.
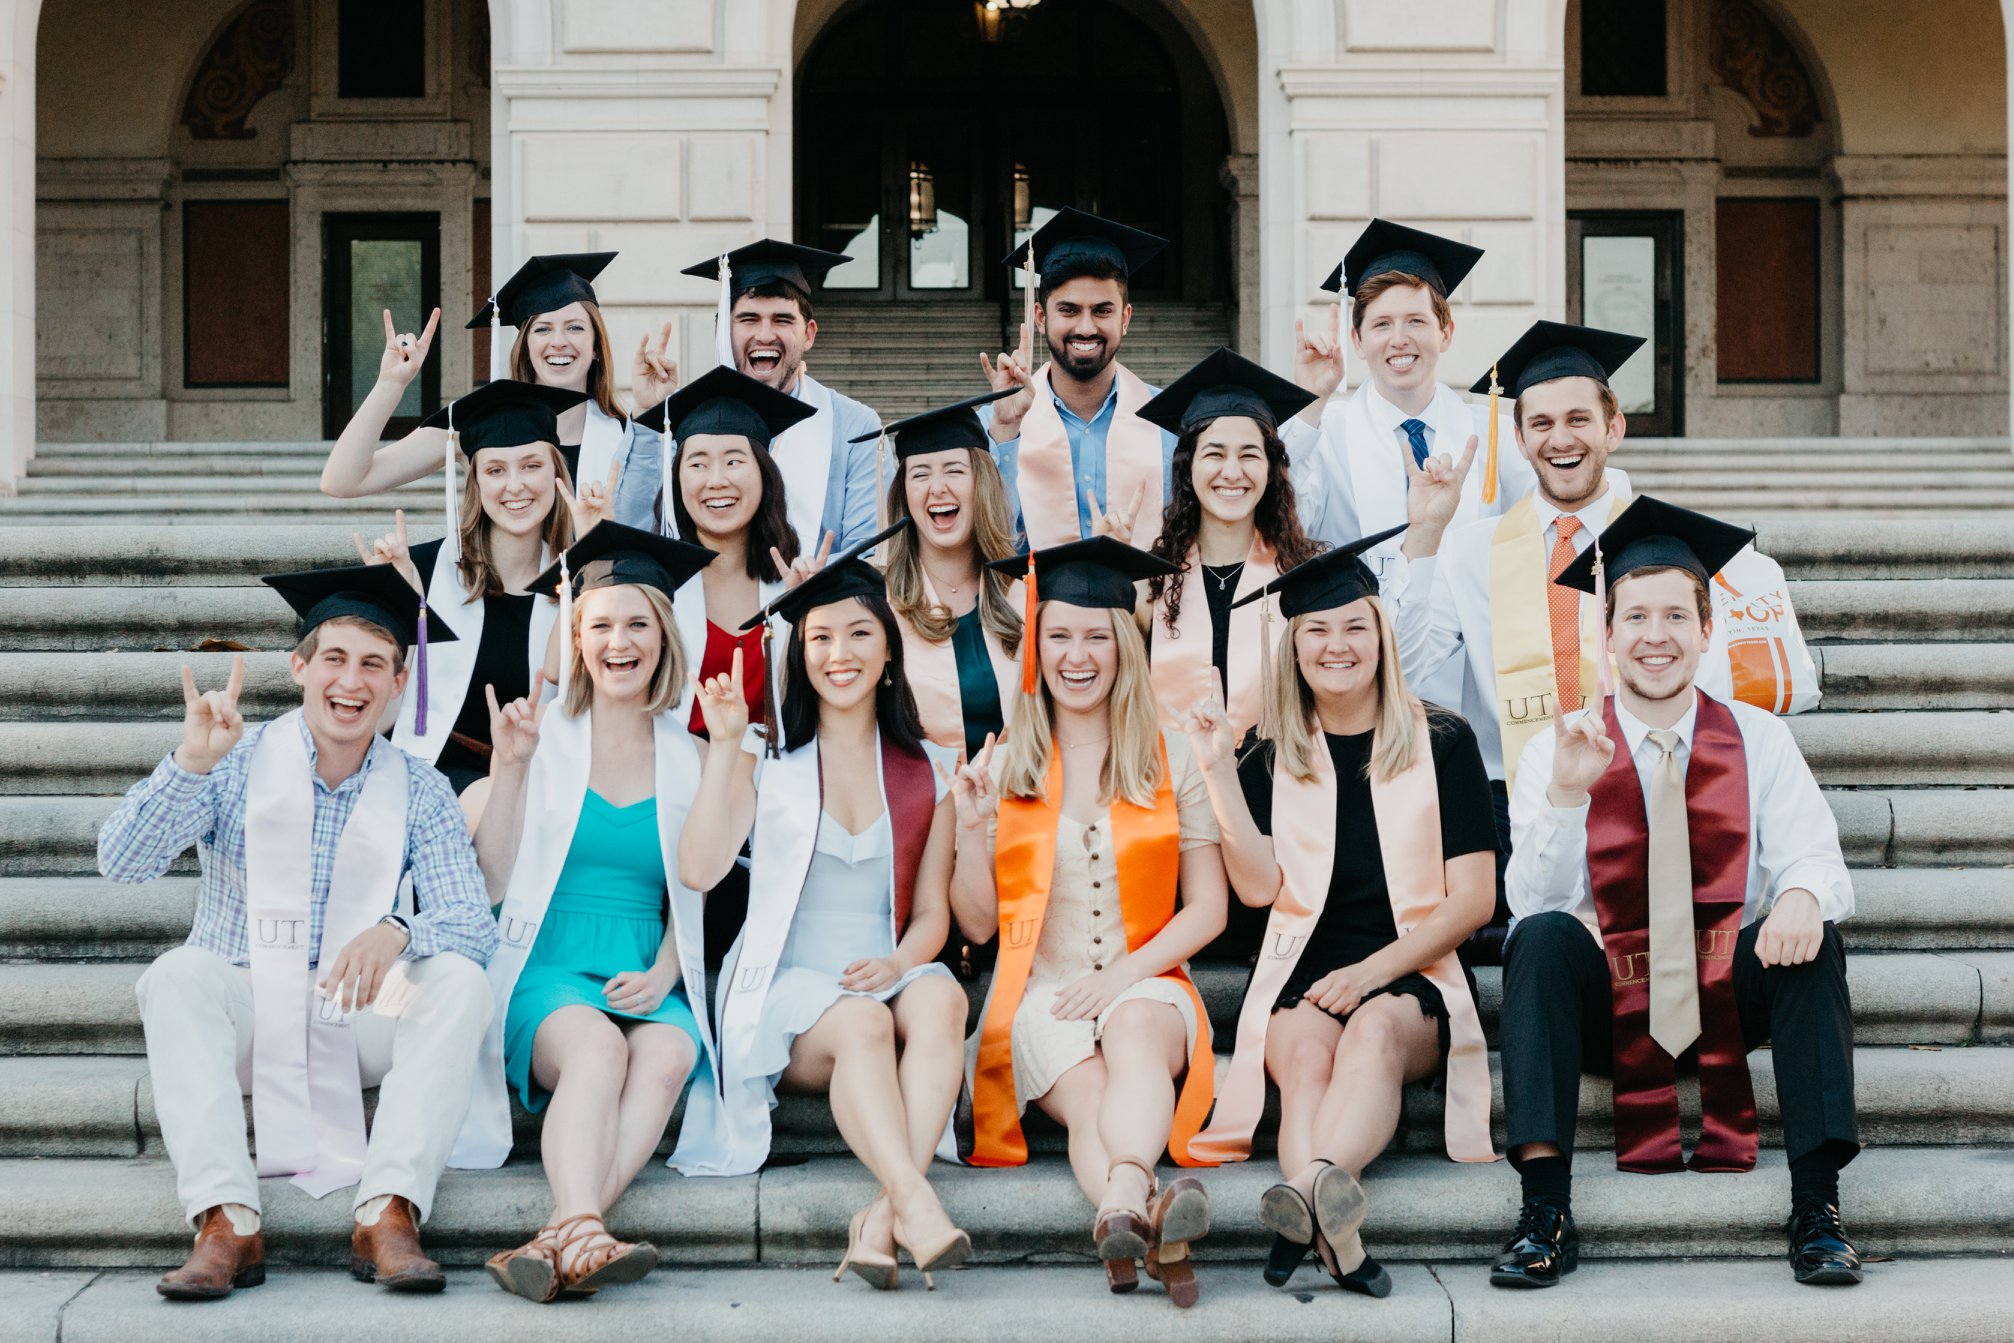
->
xmin=1266 ymin=595 xmax=1422 ymax=784
xmin=453 ymin=446 xmax=575 ymax=598
xmin=508 ymin=300 xmax=626 ymax=422
xmin=1148 ymin=415 xmax=1322 ymax=629
xmin=882 ymin=447 xmax=1022 ymax=655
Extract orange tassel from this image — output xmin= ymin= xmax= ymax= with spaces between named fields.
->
xmin=1020 ymin=553 xmax=1039 ymax=697
xmin=1482 ymin=361 xmax=1501 ymax=506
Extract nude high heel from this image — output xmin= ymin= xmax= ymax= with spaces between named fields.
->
xmin=834 ymin=1202 xmax=900 ymax=1291
xmin=892 ymin=1192 xmax=972 ymax=1290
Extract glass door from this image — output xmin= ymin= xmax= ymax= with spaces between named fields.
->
xmin=323 ymin=213 xmax=441 ymax=438
xmin=1566 ymin=211 xmax=1683 ymax=435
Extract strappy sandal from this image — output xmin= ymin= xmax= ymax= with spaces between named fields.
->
xmin=485 ymin=1224 xmax=562 ymax=1303
xmin=1142 ymin=1175 xmax=1211 ymax=1308
xmin=1093 ymin=1156 xmax=1155 ymax=1295
xmin=1311 ymin=1165 xmax=1391 ymax=1298
xmin=834 ymin=1199 xmax=899 ymax=1291
xmin=551 ymin=1213 xmax=658 ymax=1295
xmin=1257 ymin=1158 xmax=1330 ymax=1288
xmin=891 ymin=1193 xmax=972 ymax=1291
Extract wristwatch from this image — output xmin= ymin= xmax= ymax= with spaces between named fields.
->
xmin=378 ymin=914 xmax=412 ymax=946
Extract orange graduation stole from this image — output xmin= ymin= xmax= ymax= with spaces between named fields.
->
xmin=970 ymin=737 xmax=1216 ymax=1168
xmin=1191 ymin=710 xmax=1495 ymax=1164
xmin=1016 ymin=361 xmax=1164 ymax=551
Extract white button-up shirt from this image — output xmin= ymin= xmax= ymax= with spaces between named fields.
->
xmin=1505 ymin=690 xmax=1855 ymax=931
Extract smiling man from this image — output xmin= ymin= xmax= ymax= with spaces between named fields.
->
xmin=1492 ymin=497 xmax=1860 ymax=1291
xmin=98 ymin=565 xmax=497 ymax=1302
xmin=620 ymin=240 xmax=881 ymax=550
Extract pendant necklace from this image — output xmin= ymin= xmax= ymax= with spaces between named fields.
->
xmin=1201 ymin=561 xmax=1243 ymax=592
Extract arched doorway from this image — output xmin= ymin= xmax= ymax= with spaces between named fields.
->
xmin=794 ymin=0 xmax=1233 ymax=413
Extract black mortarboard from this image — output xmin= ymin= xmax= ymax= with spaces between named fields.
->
xmin=263 ymin=563 xmax=458 ymax=652
xmin=634 ymin=365 xmax=816 ymax=448
xmin=852 ymin=388 xmax=1014 ymax=460
xmin=418 ymin=379 xmax=589 ymax=455
xmin=1229 ymin=525 xmax=1406 ymax=618
xmin=1321 ymin=220 xmax=1483 ymax=298
xmin=1470 ymin=320 xmax=1646 ymax=397
xmin=679 ymin=239 xmax=853 ymax=298
xmin=468 ymin=252 xmax=617 ymax=329
xmin=740 ymin=518 xmax=909 ymax=631
xmin=528 ymin=521 xmax=716 ymax=601
xmin=985 ymin=535 xmax=1179 ymax=612
xmin=1553 ymin=497 xmax=1754 ymax=597
xmin=1136 ymin=347 xmax=1316 ymax=435
xmin=1004 ymin=207 xmax=1167 ymax=280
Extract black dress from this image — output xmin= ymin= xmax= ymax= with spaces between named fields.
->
xmin=410 ymin=539 xmax=538 ymax=794
xmin=1233 ymin=712 xmax=1499 ymax=1035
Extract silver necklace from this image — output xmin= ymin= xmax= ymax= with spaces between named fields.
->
xmin=1200 ymin=561 xmax=1243 ymax=592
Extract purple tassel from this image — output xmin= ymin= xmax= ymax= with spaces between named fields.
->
xmin=414 ymin=606 xmax=430 ymax=736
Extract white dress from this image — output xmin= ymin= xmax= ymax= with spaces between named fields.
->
xmin=742 ymin=809 xmax=957 ymax=1103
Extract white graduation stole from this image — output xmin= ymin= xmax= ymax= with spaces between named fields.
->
xmin=772 ymin=372 xmax=835 ymax=550
xmin=450 ymin=703 xmax=714 ymax=1170
xmin=576 ymin=401 xmax=629 ymax=490
xmin=394 ymin=537 xmax=557 ymax=766
xmin=243 ymin=711 xmax=409 ymax=1197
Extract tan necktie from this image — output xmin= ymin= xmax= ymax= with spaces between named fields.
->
xmin=1645 ymin=728 xmax=1701 ymax=1058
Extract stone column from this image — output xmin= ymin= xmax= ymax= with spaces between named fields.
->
xmin=0 ymin=0 xmax=38 ymax=491
xmin=1220 ymin=151 xmax=1260 ymax=357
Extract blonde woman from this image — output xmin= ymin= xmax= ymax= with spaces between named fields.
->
xmin=1183 ymin=530 xmax=1498 ymax=1297
xmin=947 ymin=537 xmax=1228 ymax=1308
xmin=453 ymin=524 xmax=722 ymax=1302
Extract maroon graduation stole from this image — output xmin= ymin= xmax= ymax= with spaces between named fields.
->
xmin=1585 ymin=693 xmax=1758 ymax=1173
xmin=884 ymin=737 xmax=937 ymax=934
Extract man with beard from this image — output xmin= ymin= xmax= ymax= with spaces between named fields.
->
xmin=1492 ymin=497 xmax=1860 ymax=1290
xmin=618 ymin=240 xmax=882 ymax=549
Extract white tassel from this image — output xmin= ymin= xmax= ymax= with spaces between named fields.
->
xmin=443 ymin=400 xmax=458 ymax=550
xmin=558 ymin=549 xmax=573 ymax=707
xmin=714 ymin=253 xmax=734 ymax=370
xmin=659 ymin=395 xmax=674 ymax=537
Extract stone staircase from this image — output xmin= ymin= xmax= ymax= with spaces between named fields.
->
xmin=0 ymin=448 xmax=2011 ymax=1338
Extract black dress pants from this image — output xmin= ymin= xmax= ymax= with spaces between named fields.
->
xmin=1499 ymin=910 xmax=1860 ymax=1169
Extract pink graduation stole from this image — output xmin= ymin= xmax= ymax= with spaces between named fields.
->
xmin=1149 ymin=537 xmax=1277 ymax=741
xmin=1191 ymin=710 xmax=1496 ymax=1164
xmin=1016 ymin=361 xmax=1164 ymax=551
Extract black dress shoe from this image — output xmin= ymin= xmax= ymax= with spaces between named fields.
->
xmin=1332 ymin=1253 xmax=1393 ymax=1298
xmin=1786 ymin=1200 xmax=1862 ymax=1286
xmin=1262 ymin=1232 xmax=1310 ymax=1287
xmin=1489 ymin=1199 xmax=1579 ymax=1289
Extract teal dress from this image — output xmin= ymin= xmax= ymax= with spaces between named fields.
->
xmin=503 ymin=790 xmax=707 ymax=1113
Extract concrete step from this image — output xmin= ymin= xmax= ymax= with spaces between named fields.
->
xmin=1793 ymin=579 xmax=2014 ymax=642
xmin=13 ymin=476 xmax=439 ymax=499
xmin=3 ymin=1040 xmax=2006 ymax=1162
xmin=1627 ymin=436 xmax=2011 ymax=454
xmin=29 ymin=459 xmax=355 ymax=479
xmin=1631 ymin=489 xmax=2014 ymax=514
xmin=0 ymin=496 xmax=433 ymax=521
xmin=1812 ymin=645 xmax=2014 ymax=711
xmin=1 ymin=1144 xmax=2007 ymax=1270
xmin=2 ymin=950 xmax=2001 ymax=1060
xmin=10 ymin=1258 xmax=2014 ymax=1343
xmin=0 ymin=653 xmax=302 ymax=722
xmin=1632 ymin=471 xmax=2014 ymax=492
xmin=0 ymin=525 xmax=432 ymax=586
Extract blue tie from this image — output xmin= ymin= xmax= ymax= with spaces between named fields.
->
xmin=1400 ymin=418 xmax=1431 ymax=469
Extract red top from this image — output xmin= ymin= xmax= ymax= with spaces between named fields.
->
xmin=689 ymin=619 xmax=768 ymax=739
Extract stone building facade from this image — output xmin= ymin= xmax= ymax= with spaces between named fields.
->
xmin=0 ymin=0 xmax=2006 ymax=486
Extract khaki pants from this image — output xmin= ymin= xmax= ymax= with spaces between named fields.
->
xmin=135 ymin=943 xmax=494 ymax=1227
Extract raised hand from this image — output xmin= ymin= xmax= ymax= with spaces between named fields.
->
xmin=942 ymin=732 xmax=1000 ymax=833
xmin=557 ymin=454 xmax=621 ymax=535
xmin=1181 ymin=683 xmax=1237 ymax=774
xmin=1085 ymin=479 xmax=1147 ymax=546
xmin=485 ymin=671 xmax=548 ymax=770
xmin=980 ymin=321 xmax=1037 ymax=442
xmin=690 ymin=645 xmax=750 ymax=743
xmin=1402 ymin=432 xmax=1478 ymax=540
xmin=774 ymin=529 xmax=834 ymax=591
xmin=1548 ymin=709 xmax=1615 ymax=805
xmin=177 ymin=655 xmax=247 ymax=775
xmin=631 ymin=321 xmax=679 ymax=409
xmin=377 ymin=307 xmax=440 ymax=390
xmin=1293 ymin=302 xmax=1345 ymax=403
xmin=354 ymin=508 xmax=422 ymax=592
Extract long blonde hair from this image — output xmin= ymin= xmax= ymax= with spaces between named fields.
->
xmin=1000 ymin=603 xmax=1161 ymax=808
xmin=1265 ymin=595 xmax=1422 ymax=784
xmin=454 ymin=446 xmax=576 ymax=598
xmin=508 ymin=299 xmax=626 ymax=422
xmin=562 ymin=580 xmax=687 ymax=717
xmin=882 ymin=447 xmax=1022 ymax=654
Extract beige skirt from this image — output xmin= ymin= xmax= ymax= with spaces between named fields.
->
xmin=1009 ymin=974 xmax=1199 ymax=1112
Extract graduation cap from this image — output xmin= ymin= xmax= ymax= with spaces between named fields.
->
xmin=1553 ymin=496 xmax=1754 ymax=597
xmin=852 ymin=388 xmax=1014 ymax=460
xmin=739 ymin=518 xmax=910 ymax=631
xmin=1469 ymin=320 xmax=1646 ymax=398
xmin=528 ymin=521 xmax=716 ymax=602
xmin=265 ymin=563 xmax=459 ymax=736
xmin=985 ymin=536 xmax=1178 ymax=696
xmin=1003 ymin=207 xmax=1167 ymax=280
xmin=1321 ymin=220 xmax=1483 ymax=298
xmin=1136 ymin=347 xmax=1316 ymax=435
xmin=468 ymin=252 xmax=617 ymax=330
xmin=1229 ymin=524 xmax=1407 ymax=619
xmin=679 ymin=239 xmax=853 ymax=299
xmin=634 ymin=365 xmax=815 ymax=449
xmin=418 ymin=379 xmax=589 ymax=455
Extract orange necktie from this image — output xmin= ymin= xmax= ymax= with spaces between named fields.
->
xmin=1548 ymin=515 xmax=1584 ymax=714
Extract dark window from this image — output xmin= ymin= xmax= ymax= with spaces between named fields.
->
xmin=338 ymin=0 xmax=426 ymax=99
xmin=1716 ymin=197 xmax=1821 ymax=383
xmin=185 ymin=201 xmax=290 ymax=387
xmin=1581 ymin=0 xmax=1667 ymax=97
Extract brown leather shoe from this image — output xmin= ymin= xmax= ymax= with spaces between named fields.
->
xmin=157 ymin=1205 xmax=266 ymax=1300
xmin=350 ymin=1196 xmax=446 ymax=1292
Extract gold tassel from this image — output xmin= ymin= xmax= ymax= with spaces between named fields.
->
xmin=1255 ymin=595 xmax=1278 ymax=744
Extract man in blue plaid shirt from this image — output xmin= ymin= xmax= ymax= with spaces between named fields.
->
xmin=98 ymin=564 xmax=498 ymax=1302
